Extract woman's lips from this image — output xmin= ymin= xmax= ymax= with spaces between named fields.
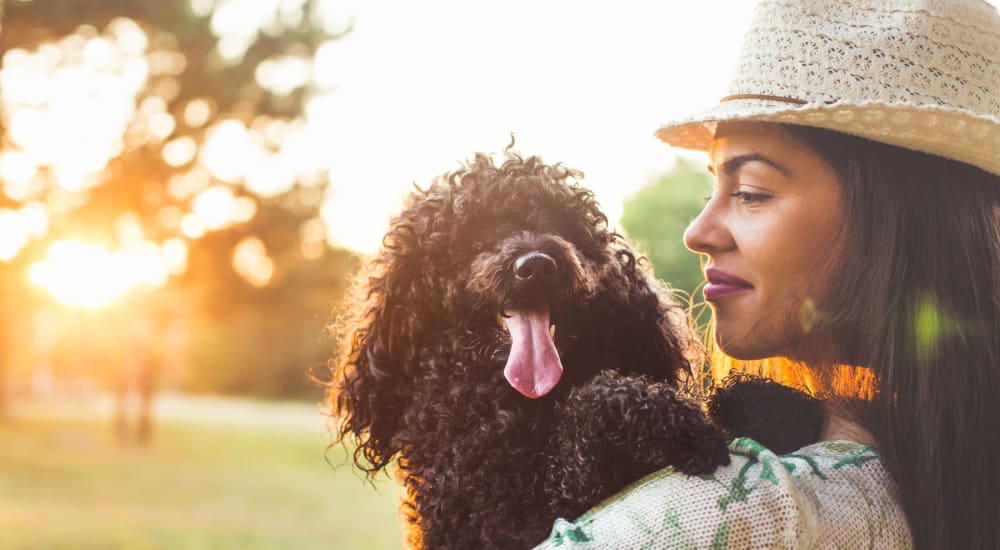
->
xmin=704 ymin=283 xmax=752 ymax=301
xmin=703 ymin=268 xmax=753 ymax=301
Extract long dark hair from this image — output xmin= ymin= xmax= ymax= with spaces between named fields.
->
xmin=782 ymin=124 xmax=1000 ymax=549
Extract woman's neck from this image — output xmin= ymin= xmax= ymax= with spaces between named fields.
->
xmin=821 ymin=406 xmax=875 ymax=446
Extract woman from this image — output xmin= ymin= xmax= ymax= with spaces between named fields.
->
xmin=535 ymin=0 xmax=1000 ymax=548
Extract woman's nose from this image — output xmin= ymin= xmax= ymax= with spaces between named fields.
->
xmin=683 ymin=199 xmax=733 ymax=255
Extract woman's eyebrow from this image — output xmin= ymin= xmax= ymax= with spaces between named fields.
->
xmin=707 ymin=153 xmax=790 ymax=177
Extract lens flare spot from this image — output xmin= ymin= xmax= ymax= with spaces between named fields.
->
xmin=913 ymin=293 xmax=957 ymax=362
xmin=800 ymin=297 xmax=821 ymax=333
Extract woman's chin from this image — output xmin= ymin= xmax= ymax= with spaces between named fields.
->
xmin=714 ymin=331 xmax=776 ymax=361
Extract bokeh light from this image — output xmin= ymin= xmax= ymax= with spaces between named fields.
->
xmin=0 ymin=203 xmax=50 ymax=261
xmin=200 ymin=119 xmax=255 ymax=183
xmin=0 ymin=22 xmax=148 ymax=192
xmin=232 ymin=236 xmax=275 ymax=287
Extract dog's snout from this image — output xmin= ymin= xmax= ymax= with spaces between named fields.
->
xmin=514 ymin=252 xmax=558 ymax=282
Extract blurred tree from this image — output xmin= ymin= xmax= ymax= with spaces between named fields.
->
xmin=0 ymin=0 xmax=356 ymax=420
xmin=620 ymin=157 xmax=711 ymax=297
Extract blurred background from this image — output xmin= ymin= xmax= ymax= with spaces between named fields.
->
xmin=10 ymin=0 xmax=986 ymax=548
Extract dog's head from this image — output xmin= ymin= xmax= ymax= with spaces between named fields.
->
xmin=331 ymin=150 xmax=693 ymax=474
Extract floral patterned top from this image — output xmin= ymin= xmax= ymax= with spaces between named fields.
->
xmin=534 ymin=438 xmax=912 ymax=549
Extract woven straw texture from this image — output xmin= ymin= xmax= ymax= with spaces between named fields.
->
xmin=534 ymin=438 xmax=912 ymax=549
xmin=656 ymin=0 xmax=1000 ymax=177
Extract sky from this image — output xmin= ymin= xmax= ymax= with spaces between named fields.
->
xmin=0 ymin=1 xmax=762 ymax=304
xmin=313 ymin=1 xmax=759 ymax=252
xmin=7 ymin=0 xmax=998 ymax=296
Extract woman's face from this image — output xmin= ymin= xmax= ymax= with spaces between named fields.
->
xmin=684 ymin=122 xmax=844 ymax=361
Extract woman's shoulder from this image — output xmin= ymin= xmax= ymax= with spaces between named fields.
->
xmin=534 ymin=437 xmax=912 ymax=549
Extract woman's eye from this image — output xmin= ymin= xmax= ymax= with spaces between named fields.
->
xmin=729 ymin=190 xmax=771 ymax=205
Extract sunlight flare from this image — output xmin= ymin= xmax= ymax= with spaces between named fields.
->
xmin=28 ymin=239 xmax=173 ymax=309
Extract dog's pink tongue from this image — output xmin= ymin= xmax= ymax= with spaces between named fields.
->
xmin=503 ymin=307 xmax=562 ymax=398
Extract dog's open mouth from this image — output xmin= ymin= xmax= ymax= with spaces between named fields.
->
xmin=499 ymin=305 xmax=563 ymax=398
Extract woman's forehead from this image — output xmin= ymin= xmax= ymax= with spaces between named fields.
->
xmin=709 ymin=122 xmax=812 ymax=163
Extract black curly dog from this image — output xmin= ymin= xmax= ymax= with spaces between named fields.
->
xmin=330 ymin=150 xmax=822 ymax=549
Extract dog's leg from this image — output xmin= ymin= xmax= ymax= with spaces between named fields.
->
xmin=544 ymin=370 xmax=730 ymax=518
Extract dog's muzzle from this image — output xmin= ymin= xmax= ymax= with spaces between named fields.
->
xmin=501 ymin=252 xmax=566 ymax=399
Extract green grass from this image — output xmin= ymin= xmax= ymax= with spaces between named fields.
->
xmin=0 ymin=394 xmax=405 ymax=549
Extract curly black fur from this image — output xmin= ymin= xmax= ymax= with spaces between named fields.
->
xmin=546 ymin=371 xmax=730 ymax=519
xmin=329 ymin=150 xmax=815 ymax=549
xmin=708 ymin=374 xmax=825 ymax=455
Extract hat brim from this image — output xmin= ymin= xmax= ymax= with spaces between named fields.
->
xmin=656 ymin=98 xmax=1000 ymax=177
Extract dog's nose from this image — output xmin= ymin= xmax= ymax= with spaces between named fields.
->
xmin=514 ymin=252 xmax=558 ymax=281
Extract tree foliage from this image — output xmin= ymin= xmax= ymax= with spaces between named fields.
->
xmin=620 ymin=157 xmax=711 ymax=297
xmin=0 ymin=0 xmax=356 ymax=401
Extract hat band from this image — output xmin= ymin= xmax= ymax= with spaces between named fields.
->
xmin=720 ymin=94 xmax=807 ymax=105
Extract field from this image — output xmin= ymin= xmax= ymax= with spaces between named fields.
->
xmin=0 ymin=393 xmax=405 ymax=550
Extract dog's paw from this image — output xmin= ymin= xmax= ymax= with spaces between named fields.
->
xmin=544 ymin=370 xmax=730 ymax=515
xmin=708 ymin=374 xmax=824 ymax=455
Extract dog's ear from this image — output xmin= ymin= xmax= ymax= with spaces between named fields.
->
xmin=607 ymin=240 xmax=693 ymax=385
xmin=332 ymin=187 xmax=451 ymax=476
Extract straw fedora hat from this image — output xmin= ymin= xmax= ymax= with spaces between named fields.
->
xmin=656 ymin=0 xmax=1000 ymax=177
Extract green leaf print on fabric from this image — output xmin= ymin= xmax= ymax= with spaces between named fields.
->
xmin=759 ymin=457 xmax=782 ymax=486
xmin=733 ymin=437 xmax=769 ymax=456
xmin=711 ymin=519 xmax=732 ymax=548
xmin=822 ymin=441 xmax=863 ymax=453
xmin=716 ymin=460 xmax=756 ymax=512
xmin=662 ymin=508 xmax=683 ymax=531
xmin=659 ymin=508 xmax=698 ymax=549
xmin=782 ymin=454 xmax=829 ymax=481
xmin=548 ymin=519 xmax=593 ymax=546
xmin=833 ymin=449 xmax=880 ymax=470
xmin=622 ymin=508 xmax=659 ymax=538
